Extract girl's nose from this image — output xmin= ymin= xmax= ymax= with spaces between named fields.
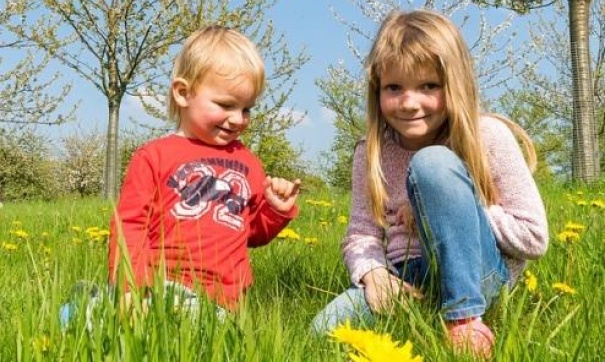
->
xmin=399 ymin=92 xmax=420 ymax=111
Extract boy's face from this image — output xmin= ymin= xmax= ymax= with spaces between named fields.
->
xmin=175 ymin=72 xmax=257 ymax=146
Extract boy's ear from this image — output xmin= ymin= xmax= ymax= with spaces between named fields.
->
xmin=172 ymin=78 xmax=190 ymax=107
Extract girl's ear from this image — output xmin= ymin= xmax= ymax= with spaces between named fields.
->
xmin=172 ymin=78 xmax=190 ymax=107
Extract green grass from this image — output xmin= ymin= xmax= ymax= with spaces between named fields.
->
xmin=0 ymin=182 xmax=603 ymax=361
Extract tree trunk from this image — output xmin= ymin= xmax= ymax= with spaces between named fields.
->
xmin=104 ymin=100 xmax=120 ymax=199
xmin=103 ymin=0 xmax=121 ymax=200
xmin=569 ymin=0 xmax=600 ymax=181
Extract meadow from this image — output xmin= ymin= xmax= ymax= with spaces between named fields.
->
xmin=0 ymin=181 xmax=603 ymax=361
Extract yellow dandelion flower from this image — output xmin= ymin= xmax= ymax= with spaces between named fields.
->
xmin=98 ymin=229 xmax=111 ymax=237
xmin=2 ymin=242 xmax=18 ymax=251
xmin=304 ymin=237 xmax=319 ymax=246
xmin=86 ymin=226 xmax=100 ymax=234
xmin=32 ymin=335 xmax=50 ymax=352
xmin=552 ymin=282 xmax=576 ymax=295
xmin=277 ymin=228 xmax=300 ymax=240
xmin=331 ymin=321 xmax=376 ymax=352
xmin=71 ymin=226 xmax=82 ymax=233
xmin=576 ymin=191 xmax=584 ymax=195
xmin=590 ymin=199 xmax=605 ymax=208
xmin=10 ymin=230 xmax=28 ymax=239
xmin=524 ymin=270 xmax=538 ymax=292
xmin=556 ymin=230 xmax=580 ymax=243
xmin=564 ymin=221 xmax=585 ymax=231
xmin=330 ymin=321 xmax=423 ymax=362
xmin=88 ymin=232 xmax=102 ymax=241
xmin=306 ymin=199 xmax=333 ymax=207
xmin=576 ymin=200 xmax=588 ymax=206
xmin=356 ymin=339 xmax=423 ymax=362
xmin=337 ymin=215 xmax=348 ymax=224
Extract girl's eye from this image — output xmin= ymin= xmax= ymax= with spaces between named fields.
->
xmin=422 ymin=82 xmax=441 ymax=91
xmin=384 ymin=84 xmax=401 ymax=92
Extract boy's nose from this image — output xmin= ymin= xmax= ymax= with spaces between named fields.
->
xmin=229 ymin=111 xmax=248 ymax=126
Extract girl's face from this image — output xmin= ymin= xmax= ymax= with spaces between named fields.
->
xmin=174 ymin=72 xmax=256 ymax=146
xmin=379 ymin=64 xmax=446 ymax=150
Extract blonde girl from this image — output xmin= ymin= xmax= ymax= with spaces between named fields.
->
xmin=312 ymin=9 xmax=548 ymax=358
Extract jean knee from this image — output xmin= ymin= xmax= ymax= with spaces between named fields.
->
xmin=311 ymin=288 xmax=369 ymax=335
xmin=409 ymin=146 xmax=463 ymax=183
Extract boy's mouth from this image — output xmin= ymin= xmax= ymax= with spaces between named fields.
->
xmin=217 ymin=126 xmax=238 ymax=134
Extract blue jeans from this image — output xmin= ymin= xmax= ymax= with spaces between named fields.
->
xmin=311 ymin=146 xmax=509 ymax=334
xmin=60 ymin=280 xmax=227 ymax=331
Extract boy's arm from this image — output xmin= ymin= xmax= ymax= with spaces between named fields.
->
xmin=108 ymin=149 xmax=157 ymax=287
xmin=247 ymin=177 xmax=300 ymax=247
xmin=247 ymin=199 xmax=299 ymax=247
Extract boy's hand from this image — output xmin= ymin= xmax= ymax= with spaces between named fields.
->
xmin=263 ymin=176 xmax=301 ymax=213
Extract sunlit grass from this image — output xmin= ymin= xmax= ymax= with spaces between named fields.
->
xmin=0 ymin=181 xmax=603 ymax=360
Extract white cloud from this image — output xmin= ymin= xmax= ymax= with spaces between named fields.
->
xmin=319 ymin=106 xmax=336 ymax=124
xmin=122 ymin=93 xmax=165 ymax=115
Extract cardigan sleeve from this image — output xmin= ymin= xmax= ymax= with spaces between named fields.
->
xmin=482 ymin=116 xmax=549 ymax=260
xmin=342 ymin=141 xmax=388 ymax=286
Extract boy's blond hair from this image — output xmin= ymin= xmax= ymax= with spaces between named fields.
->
xmin=167 ymin=26 xmax=265 ymax=125
xmin=364 ymin=10 xmax=536 ymax=226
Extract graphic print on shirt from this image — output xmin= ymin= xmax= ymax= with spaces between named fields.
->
xmin=167 ymin=159 xmax=251 ymax=230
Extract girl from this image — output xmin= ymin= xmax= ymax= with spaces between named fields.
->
xmin=312 ymin=9 xmax=548 ymax=358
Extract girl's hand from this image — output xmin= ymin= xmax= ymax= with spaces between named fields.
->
xmin=362 ymin=268 xmax=423 ymax=313
xmin=263 ymin=176 xmax=301 ymax=213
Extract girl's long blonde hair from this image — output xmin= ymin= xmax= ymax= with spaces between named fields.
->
xmin=364 ymin=9 xmax=536 ymax=227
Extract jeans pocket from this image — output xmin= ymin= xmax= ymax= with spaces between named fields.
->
xmin=481 ymin=268 xmax=508 ymax=310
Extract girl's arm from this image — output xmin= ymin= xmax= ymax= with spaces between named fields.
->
xmin=482 ymin=116 xmax=549 ymax=260
xmin=342 ymin=142 xmax=388 ymax=286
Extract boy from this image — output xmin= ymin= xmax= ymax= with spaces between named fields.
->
xmin=108 ymin=25 xmax=300 ymax=310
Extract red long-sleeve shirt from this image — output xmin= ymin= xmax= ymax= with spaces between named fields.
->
xmin=108 ymin=134 xmax=297 ymax=307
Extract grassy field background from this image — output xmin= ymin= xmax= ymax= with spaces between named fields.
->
xmin=0 ymin=181 xmax=603 ymax=361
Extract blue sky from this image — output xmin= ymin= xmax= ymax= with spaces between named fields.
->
xmin=267 ymin=1 xmax=373 ymax=163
